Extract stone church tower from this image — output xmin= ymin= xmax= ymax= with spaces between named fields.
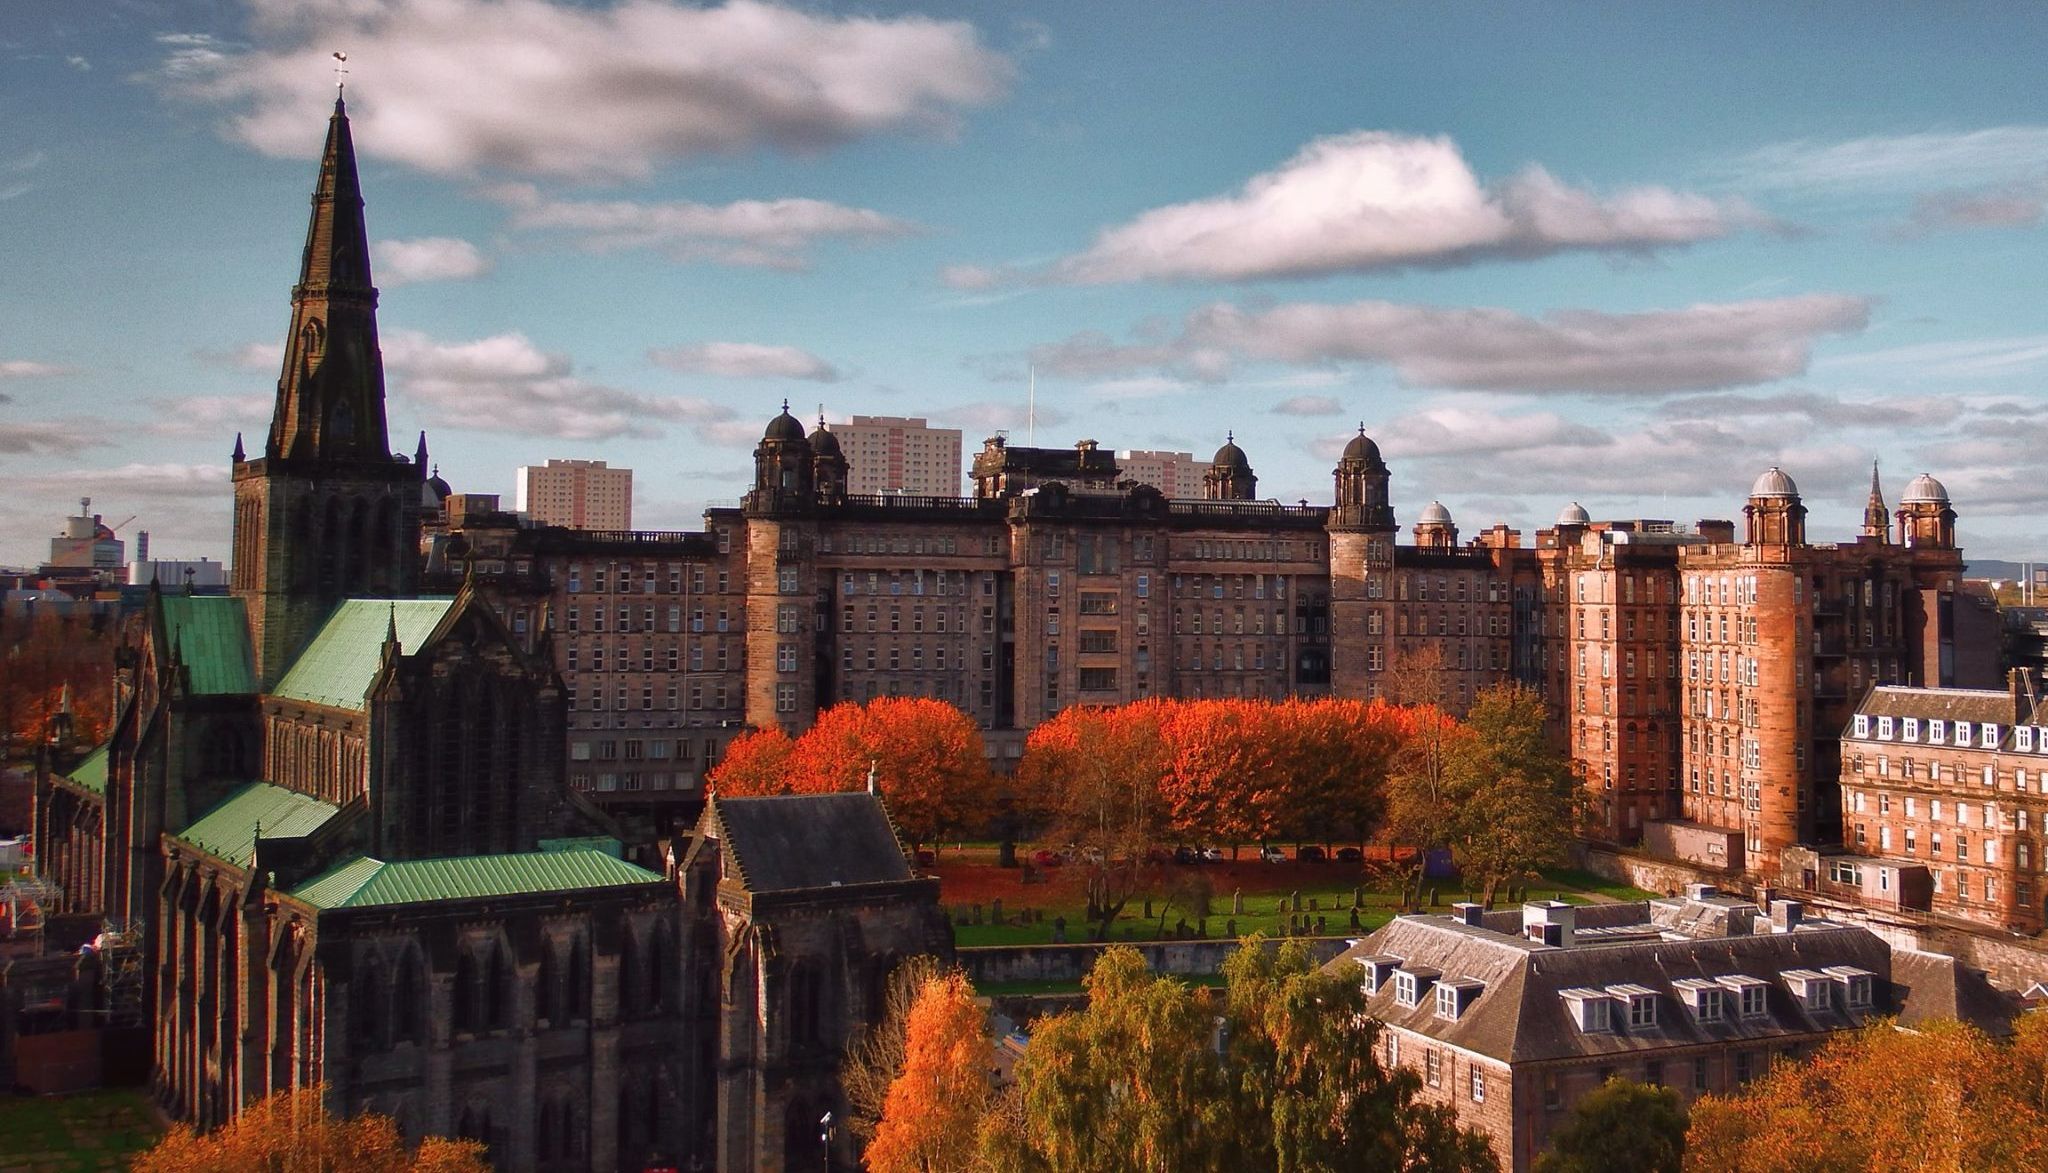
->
xmin=231 ymin=95 xmax=424 ymax=688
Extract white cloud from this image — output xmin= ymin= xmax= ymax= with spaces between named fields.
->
xmin=381 ymin=329 xmax=737 ymax=441
xmin=143 ymin=394 xmax=273 ymax=438
xmin=15 ymin=462 xmax=231 ymax=498
xmin=649 ymin=342 xmax=840 ymax=382
xmin=1820 ymin=334 xmax=2048 ymax=378
xmin=485 ymin=183 xmax=918 ymax=269
xmin=373 ymin=236 xmax=493 ymax=285
xmin=925 ymin=401 xmax=1065 ymax=434
xmin=194 ymin=341 xmax=286 ymax=370
xmin=1011 ymin=131 xmax=1761 ymax=284
xmin=161 ymin=0 xmax=1012 ymax=180
xmin=0 ymin=420 xmax=108 ymax=456
xmin=1898 ymin=181 xmax=2048 ymax=234
xmin=1030 ymin=294 xmax=1870 ymax=394
xmin=1730 ymin=127 xmax=2048 ymax=193
xmin=0 ymin=360 xmax=74 ymax=378
xmin=1271 ymin=394 xmax=1343 ymax=417
xmin=65 ymin=55 xmax=90 ymax=72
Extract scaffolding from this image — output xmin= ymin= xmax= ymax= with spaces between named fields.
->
xmin=0 ymin=875 xmax=61 ymax=940
xmin=89 ymin=918 xmax=145 ymax=1028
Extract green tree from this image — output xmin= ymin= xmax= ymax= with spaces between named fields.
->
xmin=1446 ymin=684 xmax=1582 ymax=905
xmin=1533 ymin=1078 xmax=1686 ymax=1173
xmin=982 ymin=942 xmax=1498 ymax=1173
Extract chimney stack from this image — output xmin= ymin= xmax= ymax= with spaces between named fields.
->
xmin=1452 ymin=902 xmax=1485 ymax=927
xmin=1522 ymin=900 xmax=1576 ymax=948
xmin=1769 ymin=899 xmax=1805 ymax=933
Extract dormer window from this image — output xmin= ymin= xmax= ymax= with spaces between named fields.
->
xmin=1954 ymin=721 xmax=1972 ymax=745
xmin=1930 ymin=719 xmax=1947 ymax=745
xmin=1605 ymin=984 xmax=1658 ymax=1028
xmin=1823 ymin=966 xmax=1876 ymax=1010
xmin=1853 ymin=714 xmax=1870 ymax=738
xmin=1357 ymin=955 xmax=1403 ymax=996
xmin=2019 ymin=727 xmax=2035 ymax=753
xmin=1435 ymin=979 xmax=1485 ymax=1021
xmin=1560 ymin=988 xmax=1614 ymax=1032
xmin=1718 ymin=975 xmax=1770 ymax=1018
xmin=1982 ymin=724 xmax=2002 ymax=749
xmin=1877 ymin=717 xmax=1895 ymax=739
xmin=1782 ymin=969 xmax=1836 ymax=1012
xmin=1902 ymin=718 xmax=1919 ymax=741
xmin=1395 ymin=968 xmax=1440 ymax=1009
xmin=1673 ymin=978 xmax=1725 ymax=1023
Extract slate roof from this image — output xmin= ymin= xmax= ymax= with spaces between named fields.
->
xmin=287 ymin=848 xmax=662 ymax=909
xmin=1855 ymin=685 xmax=2029 ymax=729
xmin=158 ymin=594 xmax=255 ymax=695
xmin=271 ymin=598 xmax=456 ymax=711
xmin=1891 ymin=948 xmax=2018 ymax=1036
xmin=707 ymin=793 xmax=911 ymax=893
xmin=1326 ymin=902 xmax=2011 ymax=1065
xmin=59 ymin=745 xmax=110 ymax=797
xmin=173 ymin=782 xmax=339 ymax=868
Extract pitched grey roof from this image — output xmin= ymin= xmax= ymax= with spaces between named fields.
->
xmin=1890 ymin=948 xmax=2017 ymax=1036
xmin=1856 ymin=685 xmax=2026 ymax=729
xmin=706 ymin=793 xmax=911 ymax=893
xmin=1326 ymin=904 xmax=2012 ymax=1065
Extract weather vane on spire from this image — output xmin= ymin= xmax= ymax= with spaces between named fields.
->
xmin=332 ymin=51 xmax=349 ymax=93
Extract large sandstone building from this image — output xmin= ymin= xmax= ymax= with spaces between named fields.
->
xmin=34 ymin=98 xmax=947 ymax=1172
xmin=444 ymin=420 xmax=1993 ymax=879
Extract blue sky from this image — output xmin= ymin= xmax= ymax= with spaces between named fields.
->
xmin=4 ymin=1 xmax=2047 ymax=567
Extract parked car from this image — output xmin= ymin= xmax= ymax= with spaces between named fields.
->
xmin=915 ymin=849 xmax=936 ymax=867
xmin=1296 ymin=845 xmax=1327 ymax=863
xmin=1031 ymin=849 xmax=1064 ymax=868
xmin=1199 ymin=846 xmax=1225 ymax=863
xmin=1259 ymin=845 xmax=1287 ymax=863
xmin=1336 ymin=846 xmax=1364 ymax=863
xmin=1145 ymin=847 xmax=1174 ymax=865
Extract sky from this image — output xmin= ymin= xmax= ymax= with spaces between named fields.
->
xmin=4 ymin=1 xmax=2047 ymax=567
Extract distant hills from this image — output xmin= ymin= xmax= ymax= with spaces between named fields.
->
xmin=1966 ymin=559 xmax=2046 ymax=583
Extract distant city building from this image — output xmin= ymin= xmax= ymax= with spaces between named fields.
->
xmin=45 ymin=498 xmax=124 ymax=571
xmin=1329 ymin=890 xmax=2014 ymax=1171
xmin=127 ymin=558 xmax=227 ymax=589
xmin=1117 ymin=449 xmax=1212 ymax=499
xmin=829 ymin=415 xmax=963 ymax=497
xmin=516 ymin=459 xmax=633 ymax=530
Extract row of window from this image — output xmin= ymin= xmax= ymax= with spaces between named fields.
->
xmin=1855 ymin=713 xmax=2026 ymax=752
xmin=565 ymin=562 xmax=726 ymax=595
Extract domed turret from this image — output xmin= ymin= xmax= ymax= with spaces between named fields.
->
xmin=1901 ymin=472 xmax=1949 ymax=504
xmin=1414 ymin=499 xmax=1457 ymax=549
xmin=808 ymin=420 xmax=841 ymax=457
xmin=1341 ymin=425 xmax=1386 ymax=470
xmin=764 ymin=401 xmax=807 ymax=443
xmin=1202 ymin=432 xmax=1258 ymax=500
xmin=1556 ymin=502 xmax=1591 ymax=527
xmin=1330 ymin=423 xmax=1394 ymax=532
xmin=748 ymin=398 xmax=816 ymax=513
xmin=1744 ymin=466 xmax=1806 ymax=546
xmin=1749 ymin=466 xmax=1800 ymax=498
xmin=811 ymin=414 xmax=847 ymax=505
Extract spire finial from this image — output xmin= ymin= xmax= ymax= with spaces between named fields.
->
xmin=1226 ymin=430 xmax=1234 ymax=444
xmin=386 ymin=601 xmax=398 ymax=644
xmin=231 ymin=432 xmax=245 ymax=463
xmin=415 ymin=430 xmax=429 ymax=468
xmin=332 ymin=51 xmax=348 ymax=96
xmin=1358 ymin=421 xmax=1367 ymax=435
xmin=782 ymin=397 xmax=791 ymax=414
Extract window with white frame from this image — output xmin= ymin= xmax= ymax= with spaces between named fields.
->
xmin=1470 ymin=1067 xmax=1486 ymax=1103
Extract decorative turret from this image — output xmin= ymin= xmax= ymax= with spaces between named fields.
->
xmin=1202 ymin=433 xmax=1258 ymax=500
xmin=1743 ymin=466 xmax=1807 ymax=547
xmin=810 ymin=415 xmax=848 ymax=505
xmin=1897 ymin=472 xmax=1956 ymax=549
xmin=1330 ymin=424 xmax=1395 ymax=533
xmin=1414 ymin=500 xmax=1458 ymax=550
xmin=746 ymin=400 xmax=816 ymax=514
xmin=1863 ymin=460 xmax=1890 ymax=542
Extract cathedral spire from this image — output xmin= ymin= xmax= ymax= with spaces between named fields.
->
xmin=1863 ymin=458 xmax=1890 ymax=541
xmin=266 ymin=93 xmax=389 ymax=464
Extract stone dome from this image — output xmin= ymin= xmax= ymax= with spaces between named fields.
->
xmin=1557 ymin=501 xmax=1591 ymax=526
xmin=1901 ymin=472 xmax=1950 ymax=504
xmin=763 ymin=401 xmax=806 ymax=443
xmin=1749 ymin=466 xmax=1800 ymax=498
xmin=809 ymin=421 xmax=841 ymax=457
xmin=1341 ymin=425 xmax=1383 ymax=465
xmin=1418 ymin=500 xmax=1454 ymax=526
xmin=1212 ymin=433 xmax=1251 ymax=470
xmin=423 ymin=465 xmax=452 ymax=505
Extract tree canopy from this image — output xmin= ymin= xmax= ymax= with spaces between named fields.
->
xmin=1684 ymin=1016 xmax=2048 ymax=1172
xmin=1533 ymin=1078 xmax=1686 ymax=1173
xmin=133 ymin=1086 xmax=488 ymax=1173
xmin=865 ymin=971 xmax=994 ymax=1173
xmin=707 ymin=697 xmax=995 ymax=849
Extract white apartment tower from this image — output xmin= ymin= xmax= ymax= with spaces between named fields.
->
xmin=829 ymin=416 xmax=964 ymax=497
xmin=516 ymin=459 xmax=633 ymax=530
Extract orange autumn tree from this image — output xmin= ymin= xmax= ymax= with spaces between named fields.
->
xmin=134 ymin=1086 xmax=488 ymax=1173
xmin=706 ymin=725 xmax=797 ymax=796
xmin=1264 ymin=697 xmax=1411 ymax=847
xmin=864 ymin=971 xmax=992 ymax=1173
xmin=1156 ymin=699 xmax=1282 ymax=851
xmin=709 ymin=699 xmax=994 ymax=851
xmin=1684 ymin=1016 xmax=2048 ymax=1172
xmin=1018 ymin=700 xmax=1173 ymax=939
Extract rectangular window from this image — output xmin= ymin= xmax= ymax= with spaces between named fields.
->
xmin=1469 ymin=1067 xmax=1485 ymax=1103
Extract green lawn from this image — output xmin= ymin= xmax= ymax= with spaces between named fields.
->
xmin=0 ymin=1087 xmax=162 ymax=1173
xmin=949 ymin=866 xmax=1656 ymax=948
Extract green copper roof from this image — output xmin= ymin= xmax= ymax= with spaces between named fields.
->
xmin=60 ymin=745 xmax=110 ymax=796
xmin=158 ymin=595 xmax=255 ymax=695
xmin=271 ymin=598 xmax=456 ymax=711
xmin=287 ymin=849 xmax=663 ymax=910
xmin=174 ymin=782 xmax=339 ymax=868
xmin=538 ymin=836 xmax=624 ymax=859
